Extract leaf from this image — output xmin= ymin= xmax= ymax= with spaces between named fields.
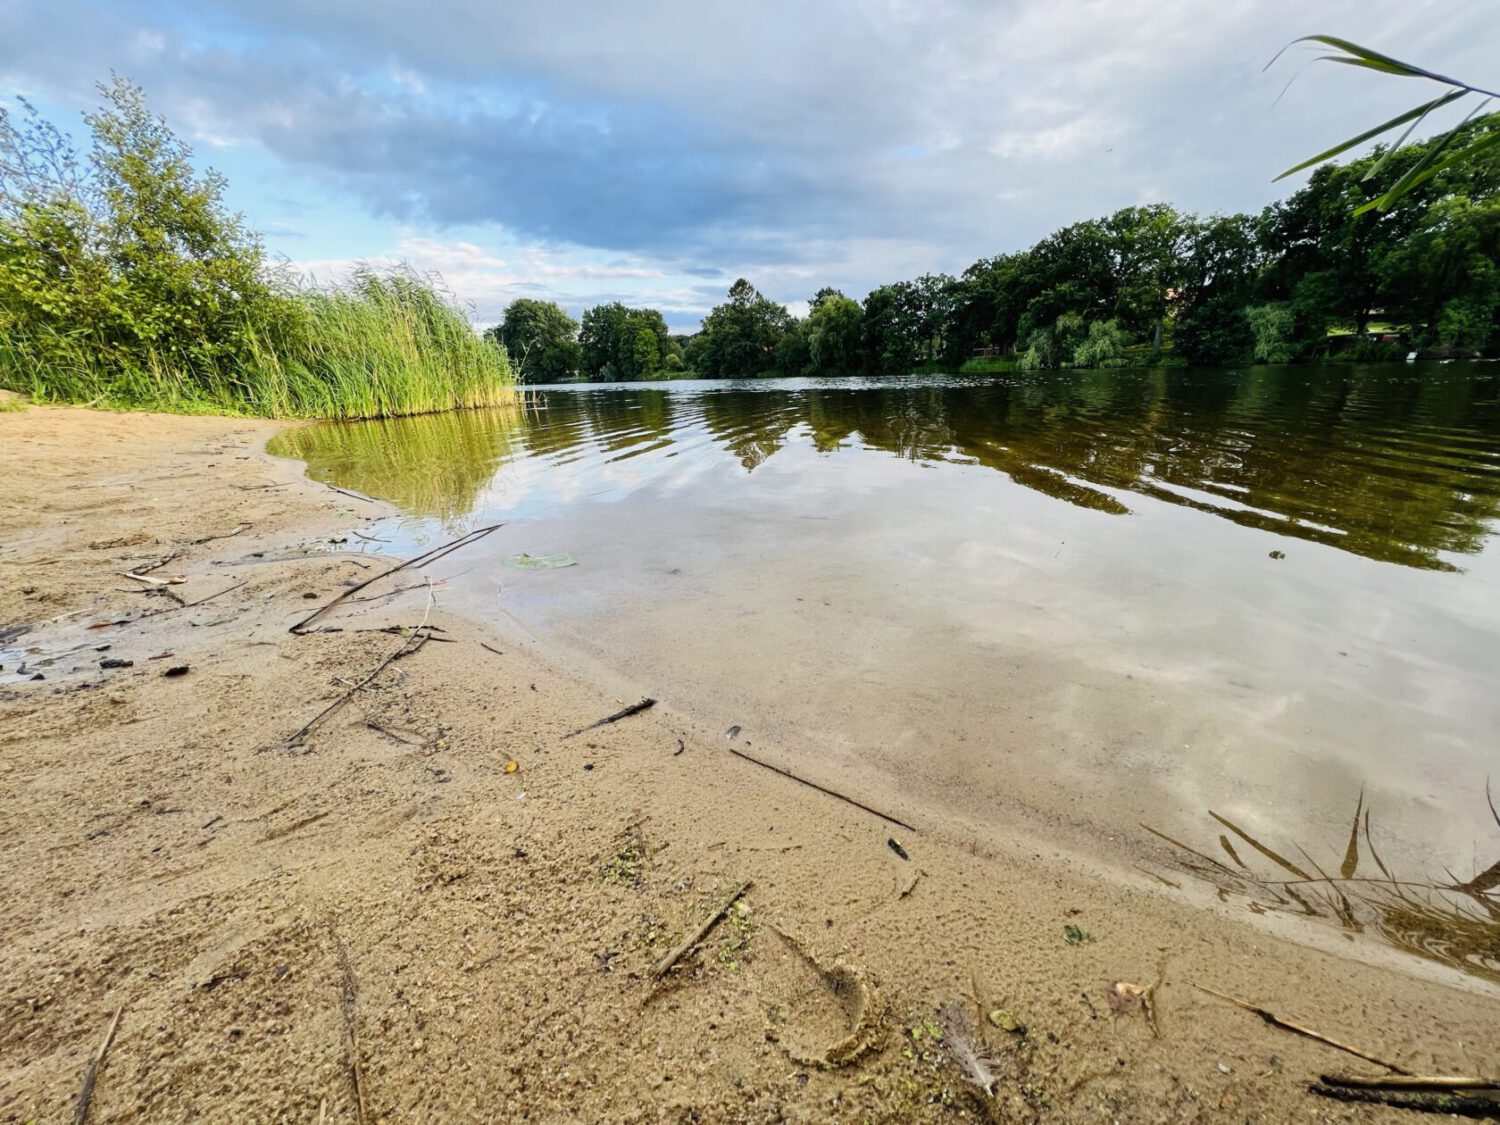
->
xmin=1362 ymin=91 xmax=1470 ymax=182
xmin=1356 ymin=101 xmax=1493 ymax=214
xmin=502 ymin=552 xmax=577 ymax=569
xmin=1340 ymin=790 xmax=1364 ymax=881
xmin=504 ymin=759 xmax=519 ymax=774
xmin=1358 ymin=124 xmax=1500 ymax=211
xmin=1063 ymin=924 xmax=1092 ymax=945
xmin=1286 ymin=36 xmax=1440 ymax=81
xmin=1275 ymin=90 xmax=1468 ymax=181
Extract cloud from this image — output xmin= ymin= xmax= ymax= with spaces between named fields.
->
xmin=2 ymin=0 xmax=1494 ymax=325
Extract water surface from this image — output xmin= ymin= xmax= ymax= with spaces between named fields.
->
xmin=273 ymin=364 xmax=1500 ymax=977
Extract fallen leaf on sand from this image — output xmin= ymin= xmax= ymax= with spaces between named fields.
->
xmin=504 ymin=760 xmax=519 ymax=774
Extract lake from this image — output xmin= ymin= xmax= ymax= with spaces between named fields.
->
xmin=272 ymin=363 xmax=1500 ymax=977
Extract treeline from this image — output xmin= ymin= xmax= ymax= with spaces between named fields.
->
xmin=1 ymin=79 xmax=512 ymax=417
xmin=496 ymin=115 xmax=1500 ymax=381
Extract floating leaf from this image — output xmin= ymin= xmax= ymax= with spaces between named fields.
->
xmin=503 ymin=553 xmax=577 ymax=569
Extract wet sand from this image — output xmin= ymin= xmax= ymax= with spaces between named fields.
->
xmin=2 ymin=405 xmax=1497 ymax=1122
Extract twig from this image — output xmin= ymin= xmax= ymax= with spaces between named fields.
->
xmin=479 ymin=642 xmax=504 ymax=657
xmin=235 ymin=482 xmax=290 ymax=491
xmin=289 ymin=583 xmax=436 ymax=747
xmin=562 ymin=698 xmax=656 ymax=739
xmin=131 ymin=550 xmax=181 ymax=575
xmin=190 ymin=523 xmax=250 ymax=545
xmin=327 ymin=485 xmax=376 ymax=503
xmin=140 ymin=579 xmax=247 ymax=620
xmin=289 ymin=631 xmax=428 ymax=747
xmin=1193 ymin=985 xmax=1410 ymax=1074
xmin=351 ymin=529 xmax=389 ymax=543
xmin=336 ymin=943 xmax=368 ymax=1125
xmin=201 ymin=814 xmax=223 ymax=830
xmin=73 ymin=1004 xmax=123 ymax=1125
xmin=1321 ymin=1074 xmax=1500 ymax=1093
xmin=364 ymin=720 xmax=424 ymax=746
xmin=726 ymin=745 xmax=916 ymax=831
xmin=652 ymin=880 xmax=752 ymax=977
xmin=123 ymin=570 xmax=185 ymax=586
xmin=289 ymin=525 xmax=501 ymax=635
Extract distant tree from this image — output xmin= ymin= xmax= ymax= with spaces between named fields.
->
xmin=806 ymin=292 xmax=864 ymax=375
xmin=695 ymin=279 xmax=792 ymax=377
xmin=579 ymin=301 xmax=670 ymax=380
xmin=487 ymin=298 xmax=579 ymax=383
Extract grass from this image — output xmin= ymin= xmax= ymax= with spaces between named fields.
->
xmin=1 ymin=269 xmax=513 ymax=420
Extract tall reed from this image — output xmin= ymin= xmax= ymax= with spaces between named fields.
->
xmin=0 ymin=266 xmax=514 ymax=419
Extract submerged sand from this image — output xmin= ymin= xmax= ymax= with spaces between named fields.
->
xmin=1 ymin=405 xmax=1497 ymax=1122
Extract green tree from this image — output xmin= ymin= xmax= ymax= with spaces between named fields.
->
xmin=579 ymin=301 xmax=670 ymax=380
xmin=696 ymin=279 xmax=791 ymax=377
xmin=487 ymin=298 xmax=579 ymax=383
xmin=807 ymin=292 xmax=864 ymax=375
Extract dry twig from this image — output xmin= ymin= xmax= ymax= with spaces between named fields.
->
xmin=73 ymin=1004 xmax=123 ymax=1125
xmin=652 ymin=880 xmax=752 ymax=978
xmin=726 ymin=745 xmax=916 ymax=831
xmin=1194 ymin=985 xmax=1410 ymax=1074
xmin=562 ymin=698 xmax=656 ymax=739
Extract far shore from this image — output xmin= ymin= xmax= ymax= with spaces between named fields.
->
xmin=2 ymin=404 xmax=1496 ymax=1121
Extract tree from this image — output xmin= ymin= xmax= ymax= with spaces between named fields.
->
xmin=579 ymin=301 xmax=670 ymax=380
xmin=806 ymin=293 xmax=864 ymax=375
xmin=487 ymin=298 xmax=579 ymax=383
xmin=695 ymin=279 xmax=791 ymax=377
xmin=1 ymin=76 xmax=279 ymax=383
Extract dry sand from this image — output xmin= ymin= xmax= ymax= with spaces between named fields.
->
xmin=1 ymin=405 xmax=1496 ymax=1123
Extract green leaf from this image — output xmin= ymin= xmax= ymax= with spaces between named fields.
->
xmin=1362 ymin=90 xmax=1469 ymax=182
xmin=1293 ymin=35 xmax=1435 ymax=80
xmin=1361 ymin=124 xmax=1500 ymax=208
xmin=1355 ymin=100 xmax=1492 ymax=214
xmin=1275 ymin=89 xmax=1468 ymax=181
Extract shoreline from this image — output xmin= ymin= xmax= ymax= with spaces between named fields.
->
xmin=2 ymin=405 xmax=1497 ymax=1121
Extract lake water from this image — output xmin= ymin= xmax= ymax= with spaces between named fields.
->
xmin=272 ymin=364 xmax=1500 ymax=978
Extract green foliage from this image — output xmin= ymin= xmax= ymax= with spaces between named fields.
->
xmin=579 ymin=301 xmax=670 ymax=380
xmin=1072 ymin=318 xmax=1129 ymax=368
xmin=0 ymin=78 xmax=511 ymax=417
xmin=695 ymin=279 xmax=792 ymax=377
xmin=1246 ymin=303 xmax=1296 ymax=364
xmin=487 ymin=298 xmax=579 ymax=383
xmin=1272 ymin=36 xmax=1500 ymax=214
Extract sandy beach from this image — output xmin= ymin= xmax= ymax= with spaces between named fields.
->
xmin=2 ymin=405 xmax=1497 ymax=1123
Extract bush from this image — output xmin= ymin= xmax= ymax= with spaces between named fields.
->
xmin=0 ymin=78 xmax=510 ymax=417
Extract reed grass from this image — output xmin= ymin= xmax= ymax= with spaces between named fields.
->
xmin=0 ymin=267 xmax=513 ymax=420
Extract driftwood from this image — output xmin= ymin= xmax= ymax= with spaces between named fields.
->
xmin=1193 ymin=985 xmax=1410 ymax=1074
xmin=289 ymin=525 xmax=501 ymax=635
xmin=73 ymin=1004 xmax=123 ymax=1125
xmin=652 ymin=880 xmax=752 ymax=978
xmin=562 ymin=698 xmax=656 ymax=739
xmin=726 ymin=745 xmax=916 ymax=831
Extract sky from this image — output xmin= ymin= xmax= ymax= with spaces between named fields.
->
xmin=0 ymin=0 xmax=1493 ymax=332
